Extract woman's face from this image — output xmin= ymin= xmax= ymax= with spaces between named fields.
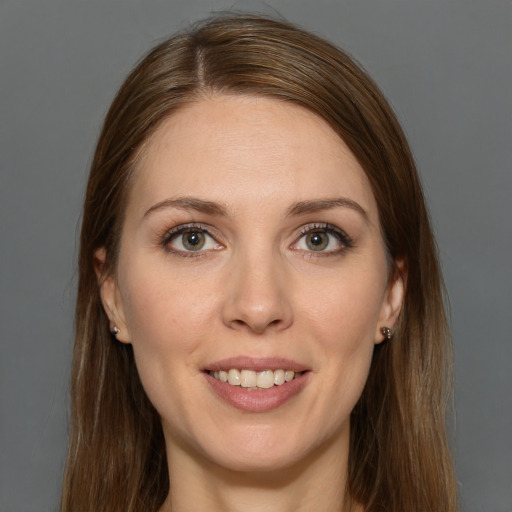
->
xmin=99 ymin=94 xmax=404 ymax=473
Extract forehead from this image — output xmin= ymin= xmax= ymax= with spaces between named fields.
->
xmin=130 ymin=94 xmax=377 ymax=219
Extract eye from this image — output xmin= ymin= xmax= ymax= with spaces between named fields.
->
xmin=293 ymin=224 xmax=353 ymax=254
xmin=163 ymin=224 xmax=222 ymax=254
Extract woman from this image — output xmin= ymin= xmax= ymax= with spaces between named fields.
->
xmin=62 ymin=13 xmax=457 ymax=512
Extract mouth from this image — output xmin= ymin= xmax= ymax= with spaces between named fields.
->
xmin=208 ymin=368 xmax=305 ymax=390
xmin=202 ymin=357 xmax=310 ymax=412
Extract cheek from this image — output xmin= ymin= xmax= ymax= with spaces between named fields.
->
xmin=300 ymin=268 xmax=385 ymax=398
xmin=118 ymin=270 xmax=216 ymax=419
xmin=302 ymin=270 xmax=385 ymax=349
xmin=116 ymin=260 xmax=217 ymax=404
xmin=120 ymin=258 xmax=219 ymax=352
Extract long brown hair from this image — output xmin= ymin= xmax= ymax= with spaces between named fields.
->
xmin=62 ymin=13 xmax=457 ymax=512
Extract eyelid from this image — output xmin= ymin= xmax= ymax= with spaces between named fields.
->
xmin=292 ymin=222 xmax=354 ymax=253
xmin=160 ymin=222 xmax=224 ymax=255
xmin=162 ymin=222 xmax=205 ymax=240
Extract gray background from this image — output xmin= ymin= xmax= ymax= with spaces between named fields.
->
xmin=1 ymin=1 xmax=510 ymax=511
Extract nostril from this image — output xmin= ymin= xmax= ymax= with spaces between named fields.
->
xmin=228 ymin=316 xmax=287 ymax=334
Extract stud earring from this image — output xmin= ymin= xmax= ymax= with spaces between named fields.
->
xmin=381 ymin=326 xmax=393 ymax=341
xmin=111 ymin=325 xmax=120 ymax=337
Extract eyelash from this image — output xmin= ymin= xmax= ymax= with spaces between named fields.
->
xmin=160 ymin=222 xmax=354 ymax=258
xmin=296 ymin=223 xmax=354 ymax=256
xmin=160 ymin=223 xmax=219 ymax=258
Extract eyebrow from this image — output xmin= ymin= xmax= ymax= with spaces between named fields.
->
xmin=143 ymin=196 xmax=368 ymax=222
xmin=143 ymin=197 xmax=229 ymax=218
xmin=286 ymin=198 xmax=369 ymax=222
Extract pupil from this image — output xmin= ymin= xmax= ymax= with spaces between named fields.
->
xmin=187 ymin=233 xmax=200 ymax=245
xmin=310 ymin=234 xmax=323 ymax=245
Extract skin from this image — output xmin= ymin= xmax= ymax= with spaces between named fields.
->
xmin=97 ymin=94 xmax=404 ymax=512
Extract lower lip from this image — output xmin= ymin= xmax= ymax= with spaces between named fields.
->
xmin=204 ymin=372 xmax=310 ymax=412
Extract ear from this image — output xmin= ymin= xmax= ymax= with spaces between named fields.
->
xmin=94 ymin=247 xmax=131 ymax=344
xmin=375 ymin=259 xmax=406 ymax=344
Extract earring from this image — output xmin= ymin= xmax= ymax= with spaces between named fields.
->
xmin=381 ymin=326 xmax=393 ymax=341
xmin=111 ymin=325 xmax=120 ymax=337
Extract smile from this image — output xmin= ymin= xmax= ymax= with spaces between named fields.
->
xmin=209 ymin=369 xmax=303 ymax=389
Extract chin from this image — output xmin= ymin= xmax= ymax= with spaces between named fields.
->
xmin=189 ymin=419 xmax=347 ymax=476
xmin=206 ymin=445 xmax=308 ymax=475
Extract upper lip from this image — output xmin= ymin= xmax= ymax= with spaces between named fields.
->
xmin=203 ymin=356 xmax=310 ymax=373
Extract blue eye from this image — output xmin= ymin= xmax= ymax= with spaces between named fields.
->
xmin=163 ymin=225 xmax=221 ymax=254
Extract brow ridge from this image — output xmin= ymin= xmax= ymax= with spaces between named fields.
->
xmin=144 ymin=196 xmax=368 ymax=222
xmin=287 ymin=198 xmax=368 ymax=221
xmin=143 ymin=196 xmax=229 ymax=218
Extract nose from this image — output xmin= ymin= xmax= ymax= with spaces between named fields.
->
xmin=221 ymin=248 xmax=293 ymax=334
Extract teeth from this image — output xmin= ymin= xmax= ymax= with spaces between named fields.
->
xmin=257 ymin=370 xmax=274 ymax=389
xmin=228 ymin=369 xmax=241 ymax=386
xmin=274 ymin=369 xmax=285 ymax=386
xmin=240 ymin=369 xmax=256 ymax=388
xmin=211 ymin=369 xmax=303 ymax=389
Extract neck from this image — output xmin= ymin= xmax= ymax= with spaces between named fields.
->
xmin=159 ymin=433 xmax=361 ymax=512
